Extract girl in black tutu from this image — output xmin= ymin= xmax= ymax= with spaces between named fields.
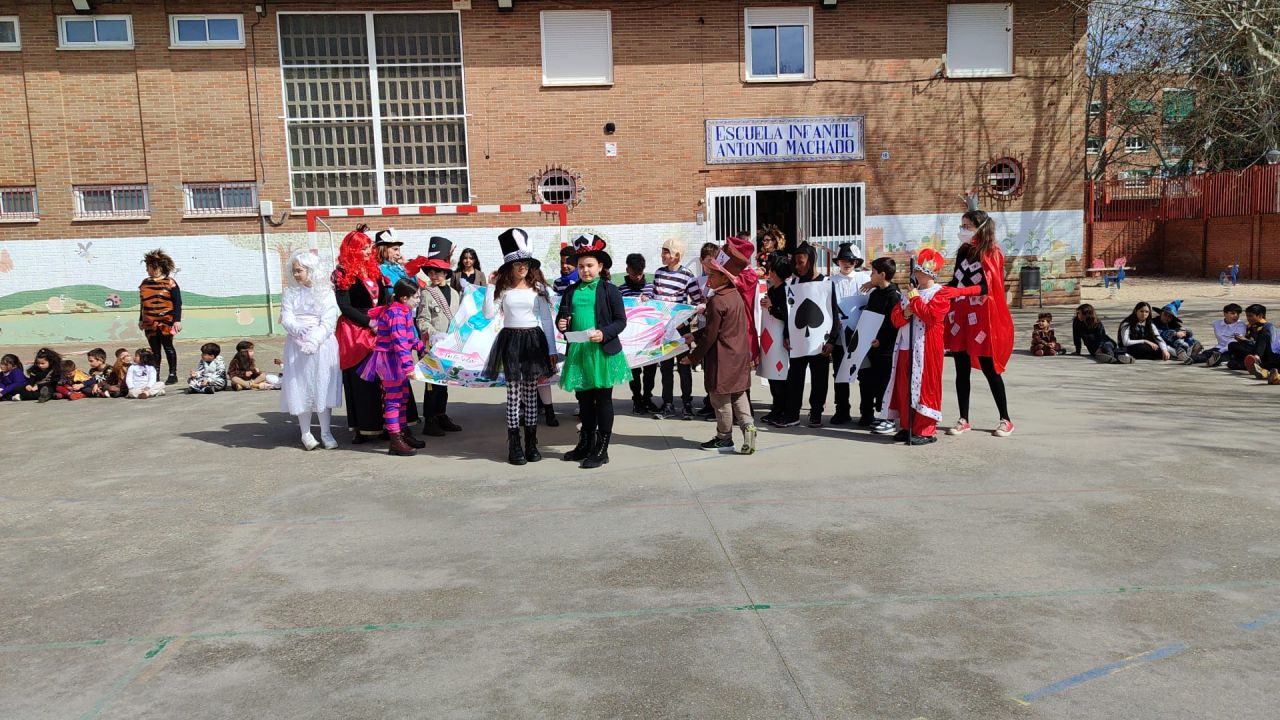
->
xmin=482 ymin=228 xmax=560 ymax=466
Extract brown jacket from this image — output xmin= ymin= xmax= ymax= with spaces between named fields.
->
xmin=689 ymin=284 xmax=752 ymax=395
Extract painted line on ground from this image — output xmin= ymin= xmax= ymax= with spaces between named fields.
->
xmin=5 ymin=578 xmax=1277 ymax=656
xmin=77 ymin=636 xmax=172 ymax=720
xmin=1238 ymin=607 xmax=1280 ymax=632
xmin=1018 ymin=642 xmax=1190 ymax=704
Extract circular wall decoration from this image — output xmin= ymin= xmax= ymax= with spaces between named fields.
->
xmin=984 ymin=157 xmax=1026 ymax=200
xmin=530 ymin=165 xmax=585 ymax=208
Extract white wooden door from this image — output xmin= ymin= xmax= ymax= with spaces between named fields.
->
xmin=803 ymin=183 xmax=865 ymax=257
xmin=706 ymin=188 xmax=756 ymax=244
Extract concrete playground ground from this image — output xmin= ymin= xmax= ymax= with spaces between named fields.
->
xmin=3 ymin=294 xmax=1280 ymax=719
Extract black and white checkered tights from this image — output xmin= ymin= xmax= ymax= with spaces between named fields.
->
xmin=505 ymin=380 xmax=540 ymax=429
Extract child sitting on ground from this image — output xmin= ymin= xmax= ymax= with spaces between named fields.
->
xmin=20 ymin=348 xmax=62 ymax=402
xmin=1194 ymin=303 xmax=1244 ymax=367
xmin=126 ymin=348 xmax=165 ymax=398
xmin=1226 ymin=304 xmax=1272 ymax=371
xmin=1072 ymin=304 xmax=1131 ymax=364
xmin=59 ymin=359 xmax=90 ymax=400
xmin=83 ymin=348 xmax=110 ymax=397
xmin=0 ymin=353 xmax=26 ymax=400
xmin=227 ymin=344 xmax=269 ymax=391
xmin=105 ymin=348 xmax=131 ymax=398
xmin=1030 ymin=312 xmax=1066 ymax=356
xmin=1154 ymin=301 xmax=1201 ymax=363
xmin=1118 ymin=302 xmax=1170 ymax=361
xmin=188 ymin=342 xmax=227 ymax=394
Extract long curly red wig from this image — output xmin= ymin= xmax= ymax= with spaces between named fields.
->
xmin=335 ymin=225 xmax=379 ymax=289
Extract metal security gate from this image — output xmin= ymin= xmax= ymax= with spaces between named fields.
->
xmin=804 ymin=183 xmax=865 ymax=257
xmin=707 ymin=188 xmax=756 ymax=243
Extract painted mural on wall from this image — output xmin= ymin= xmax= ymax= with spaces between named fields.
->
xmin=0 ymin=211 xmax=1081 ymax=345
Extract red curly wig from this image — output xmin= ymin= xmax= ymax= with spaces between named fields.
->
xmin=334 ymin=225 xmax=380 ymax=290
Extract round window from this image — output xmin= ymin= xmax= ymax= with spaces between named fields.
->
xmin=536 ymin=169 xmax=577 ymax=206
xmin=985 ymin=158 xmax=1025 ymax=199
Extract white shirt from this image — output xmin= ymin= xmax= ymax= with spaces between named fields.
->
xmin=1212 ymin=318 xmax=1246 ymax=352
xmin=482 ymin=285 xmax=560 ymax=357
xmin=830 ymin=269 xmax=871 ymax=300
xmin=126 ymin=363 xmax=156 ymax=390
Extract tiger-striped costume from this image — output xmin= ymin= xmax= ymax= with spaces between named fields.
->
xmin=138 ymin=276 xmax=182 ymax=335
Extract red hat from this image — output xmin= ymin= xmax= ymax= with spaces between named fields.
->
xmin=706 ymin=245 xmax=748 ymax=282
xmin=915 ymin=248 xmax=945 ymax=278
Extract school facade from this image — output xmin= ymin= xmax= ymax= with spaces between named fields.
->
xmin=0 ymin=0 xmax=1086 ymax=345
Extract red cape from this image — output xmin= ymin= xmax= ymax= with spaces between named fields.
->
xmin=979 ymin=247 xmax=1015 ymax=374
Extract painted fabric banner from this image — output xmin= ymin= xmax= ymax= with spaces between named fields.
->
xmin=414 ymin=286 xmax=695 ymax=387
xmin=757 ymin=287 xmax=789 ymax=381
xmin=786 ymin=281 xmax=834 ymax=358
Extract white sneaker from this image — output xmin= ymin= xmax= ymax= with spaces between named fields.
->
xmin=740 ymin=425 xmax=758 ymax=455
xmin=993 ymin=420 xmax=1015 ymax=438
xmin=320 ymin=434 xmax=338 ymax=450
xmin=870 ymin=420 xmax=896 ymax=435
xmin=301 ymin=432 xmax=320 ymax=451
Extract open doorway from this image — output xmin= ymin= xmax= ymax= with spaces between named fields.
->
xmin=755 ymin=189 xmax=799 ymax=252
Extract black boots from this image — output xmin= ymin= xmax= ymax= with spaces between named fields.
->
xmin=541 ymin=400 xmax=560 ymax=427
xmin=580 ymin=432 xmax=611 ymax=469
xmin=562 ymin=431 xmax=594 ymax=462
xmin=523 ymin=426 xmax=542 ymax=463
xmin=400 ymin=427 xmax=426 ymax=449
xmin=420 ymin=416 xmax=446 ymax=437
xmin=508 ymin=428 xmax=527 ymax=466
xmin=388 ymin=432 xmax=417 ymax=456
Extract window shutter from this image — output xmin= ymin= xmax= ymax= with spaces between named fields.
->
xmin=541 ymin=11 xmax=612 ymax=86
xmin=744 ymin=8 xmax=811 ymax=26
xmin=946 ymin=4 xmax=1012 ymax=78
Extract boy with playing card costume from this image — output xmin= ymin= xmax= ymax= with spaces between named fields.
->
xmin=882 ymin=249 xmax=983 ymax=445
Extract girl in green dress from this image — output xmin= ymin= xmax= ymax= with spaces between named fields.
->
xmin=556 ymin=234 xmax=630 ymax=469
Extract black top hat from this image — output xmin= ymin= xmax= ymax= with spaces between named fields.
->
xmin=373 ymin=228 xmax=403 ymax=247
xmin=497 ymin=228 xmax=540 ymax=271
xmin=835 ymin=242 xmax=862 ymax=263
xmin=571 ymin=233 xmax=612 ymax=268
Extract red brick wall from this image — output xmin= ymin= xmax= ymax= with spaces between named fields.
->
xmin=1090 ymin=219 xmax=1159 ymax=268
xmin=0 ymin=0 xmax=1085 ymax=241
xmin=1162 ymin=218 xmax=1203 ymax=275
xmin=1261 ymin=216 xmax=1280 ymax=280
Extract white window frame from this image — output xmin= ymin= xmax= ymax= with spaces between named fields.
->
xmin=183 ymin=182 xmax=259 ymax=217
xmin=73 ymin=184 xmax=150 ymax=220
xmin=1124 ymin=136 xmax=1148 ymax=153
xmin=744 ymin=8 xmax=815 ymax=82
xmin=277 ymin=10 xmax=471 ymax=210
xmin=1086 ymin=137 xmax=1101 ymax=155
xmin=0 ymin=187 xmax=38 ymax=222
xmin=1088 ymin=100 xmax=1103 ymax=117
xmin=0 ymin=16 xmax=20 ymax=51
xmin=946 ymin=3 xmax=1014 ymax=78
xmin=540 ymin=10 xmax=613 ymax=87
xmin=58 ymin=15 xmax=134 ymax=50
xmin=169 ymin=14 xmax=245 ymax=49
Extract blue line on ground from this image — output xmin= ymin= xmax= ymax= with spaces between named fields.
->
xmin=1020 ymin=642 xmax=1189 ymax=703
xmin=1238 ymin=608 xmax=1280 ymax=632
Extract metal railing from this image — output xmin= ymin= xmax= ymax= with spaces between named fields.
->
xmin=183 ymin=182 xmax=258 ymax=216
xmin=0 ymin=187 xmax=39 ymax=221
xmin=73 ymin=184 xmax=150 ymax=220
xmin=1089 ymin=165 xmax=1280 ymax=223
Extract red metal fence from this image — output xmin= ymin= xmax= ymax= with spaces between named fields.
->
xmin=1088 ymin=165 xmax=1280 ymax=223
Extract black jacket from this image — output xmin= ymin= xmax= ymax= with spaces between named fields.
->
xmin=865 ymin=284 xmax=902 ymax=357
xmin=556 ymin=280 xmax=628 ymax=356
xmin=1072 ymin=318 xmax=1115 ymax=354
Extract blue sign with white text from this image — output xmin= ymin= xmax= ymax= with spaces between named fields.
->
xmin=705 ymin=116 xmax=866 ymax=165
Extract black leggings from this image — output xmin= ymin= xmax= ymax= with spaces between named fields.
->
xmin=952 ymin=352 xmax=1009 ymax=422
xmin=147 ymin=332 xmax=177 ymax=375
xmin=576 ymin=388 xmax=615 ymax=436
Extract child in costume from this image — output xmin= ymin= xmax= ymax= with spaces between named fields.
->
xmin=684 ymin=247 xmax=757 ymax=455
xmin=881 ymin=249 xmax=982 ymax=445
xmin=360 ymin=278 xmax=426 ymax=457
xmin=945 ymin=210 xmax=1016 ymax=438
xmin=619 ymin=252 xmax=658 ymax=415
xmin=552 ymin=245 xmax=579 ymax=297
xmin=228 ymin=347 xmax=270 ymax=390
xmin=1118 ymin=302 xmax=1170 ymax=361
xmin=1072 ymin=304 xmax=1131 ymax=364
xmin=18 ymin=347 xmax=62 ymax=402
xmin=1 ymin=353 xmax=27 ymax=401
xmin=783 ymin=241 xmax=833 ymax=428
xmin=188 ymin=343 xmax=228 ymax=394
xmin=126 ymin=348 xmax=165 ymax=399
xmin=138 ymin=249 xmax=182 ymax=385
xmin=861 ymin=257 xmax=902 ymax=430
xmin=651 ymin=238 xmax=703 ymax=420
xmin=410 ymin=236 xmax=465 ymax=437
xmin=1030 ymin=313 xmax=1066 ymax=356
xmin=280 ymin=250 xmax=343 ymax=451
xmin=1153 ymin=301 xmax=1201 ymax=363
xmin=59 ymin=359 xmax=90 ymax=400
xmin=557 ymin=234 xmax=630 ymax=469
xmin=826 ymin=242 xmax=871 ymax=425
xmin=1194 ymin=303 xmax=1244 ymax=367
xmin=482 ymin=228 xmax=559 ymax=465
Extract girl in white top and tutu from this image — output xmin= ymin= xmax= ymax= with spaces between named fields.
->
xmin=280 ymin=250 xmax=344 ymax=450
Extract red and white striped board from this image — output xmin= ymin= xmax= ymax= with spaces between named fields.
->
xmin=306 ymin=203 xmax=567 ymax=234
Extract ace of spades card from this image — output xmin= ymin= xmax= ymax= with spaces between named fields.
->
xmin=786 ymin=281 xmax=833 ymax=358
xmin=836 ymin=308 xmax=885 ymax=382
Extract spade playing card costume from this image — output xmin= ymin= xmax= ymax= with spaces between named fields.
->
xmin=783 ymin=242 xmax=835 ymax=425
xmin=884 ymin=249 xmax=983 ymax=439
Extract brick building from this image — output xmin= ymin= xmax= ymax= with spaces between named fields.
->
xmin=0 ymin=0 xmax=1086 ymax=345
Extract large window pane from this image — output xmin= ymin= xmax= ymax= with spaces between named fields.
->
xmin=385 ymin=170 xmax=469 ymax=205
xmin=750 ymin=27 xmax=777 ymax=76
xmin=96 ymin=19 xmax=128 ymax=42
xmin=207 ymin=18 xmax=240 ymax=42
xmin=279 ymin=14 xmax=367 ymax=65
xmin=0 ymin=21 xmax=17 ymax=44
xmin=778 ymin=26 xmax=805 ymax=75
xmin=283 ymin=67 xmax=371 ymax=120
xmin=189 ymin=187 xmax=223 ymax=210
xmin=382 ymin=120 xmax=467 ymax=169
xmin=176 ymin=19 xmax=206 ymax=42
xmin=293 ymin=172 xmax=377 ymax=208
xmin=288 ymin=122 xmax=375 ymax=170
xmin=64 ymin=19 xmax=95 ymax=43
xmin=374 ymin=13 xmax=461 ymax=64
xmin=378 ymin=65 xmax=464 ymax=118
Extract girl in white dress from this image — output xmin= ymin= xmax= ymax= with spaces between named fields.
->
xmin=280 ymin=250 xmax=344 ymax=450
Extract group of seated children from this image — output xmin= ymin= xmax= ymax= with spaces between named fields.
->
xmin=1066 ymin=301 xmax=1278 ymax=383
xmin=1 ymin=340 xmax=280 ymax=403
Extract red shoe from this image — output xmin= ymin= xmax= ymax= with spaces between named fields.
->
xmin=67 ymin=392 xmax=86 ymax=401
xmin=993 ymin=419 xmax=1015 ymax=437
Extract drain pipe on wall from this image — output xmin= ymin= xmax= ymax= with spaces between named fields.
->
xmin=259 ymin=208 xmax=288 ymax=335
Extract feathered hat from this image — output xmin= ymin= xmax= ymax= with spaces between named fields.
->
xmin=914 ymin=248 xmax=945 ymax=279
xmin=373 ymin=228 xmax=402 ymax=247
xmin=498 ymin=228 xmax=540 ymax=271
xmin=571 ymin=233 xmax=612 ymax=268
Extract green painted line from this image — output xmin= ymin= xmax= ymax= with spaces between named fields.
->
xmin=7 ymin=578 xmax=1278 ymax=656
xmin=78 ymin=637 xmax=173 ymax=720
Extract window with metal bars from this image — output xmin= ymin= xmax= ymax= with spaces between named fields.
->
xmin=0 ymin=187 xmax=37 ymax=221
xmin=184 ymin=182 xmax=258 ymax=216
xmin=73 ymin=185 xmax=149 ymax=220
xmin=279 ymin=12 xmax=469 ymax=209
